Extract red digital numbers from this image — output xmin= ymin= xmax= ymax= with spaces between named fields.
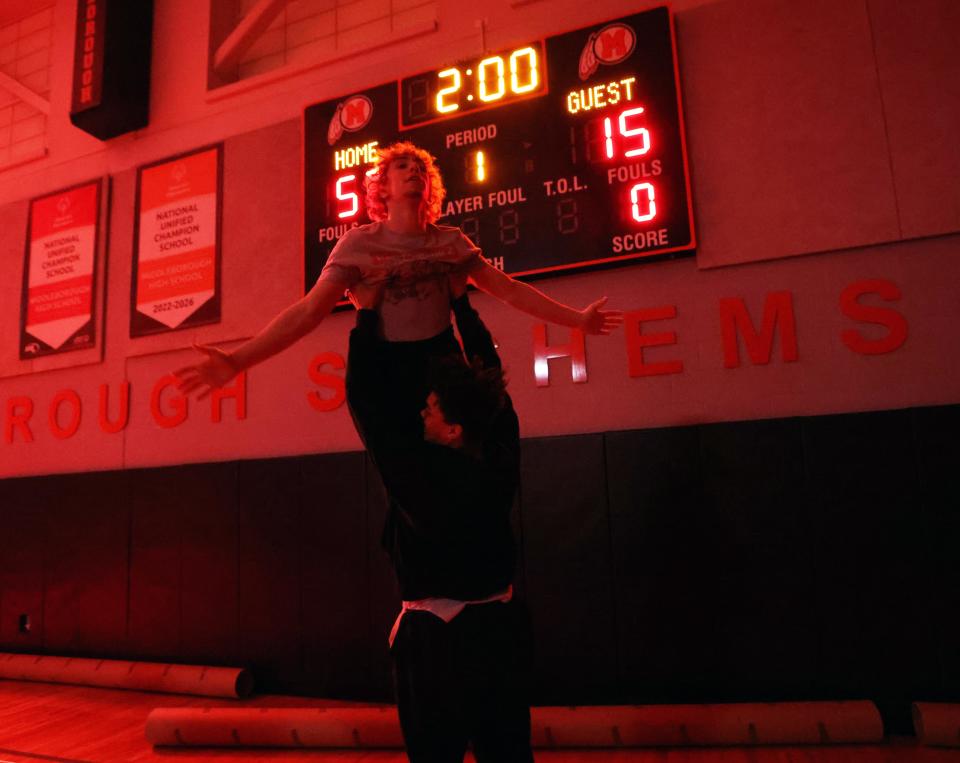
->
xmin=630 ymin=182 xmax=656 ymax=222
xmin=335 ymin=174 xmax=359 ymax=219
xmin=603 ymin=106 xmax=658 ymax=225
xmin=603 ymin=106 xmax=650 ymax=159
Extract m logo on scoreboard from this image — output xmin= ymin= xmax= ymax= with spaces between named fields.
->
xmin=327 ymin=95 xmax=374 ymax=146
xmin=579 ymin=22 xmax=637 ymax=80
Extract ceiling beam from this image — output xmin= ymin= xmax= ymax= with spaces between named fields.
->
xmin=213 ymin=0 xmax=289 ymax=76
xmin=0 ymin=70 xmax=50 ymax=115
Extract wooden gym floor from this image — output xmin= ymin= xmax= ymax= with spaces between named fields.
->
xmin=0 ymin=681 xmax=957 ymax=762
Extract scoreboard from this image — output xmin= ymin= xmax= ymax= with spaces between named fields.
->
xmin=304 ymin=6 xmax=694 ymax=293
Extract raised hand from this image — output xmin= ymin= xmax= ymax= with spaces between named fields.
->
xmin=174 ymin=343 xmax=239 ymax=400
xmin=579 ymin=297 xmax=623 ymax=335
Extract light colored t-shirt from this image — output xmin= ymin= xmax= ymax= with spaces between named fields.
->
xmin=319 ymin=222 xmax=484 ymax=341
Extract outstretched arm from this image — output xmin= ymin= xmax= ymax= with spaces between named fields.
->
xmin=175 ymin=278 xmax=344 ymax=398
xmin=468 ymin=259 xmax=622 ymax=335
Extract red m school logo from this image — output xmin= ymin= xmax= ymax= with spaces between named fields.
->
xmin=327 ymin=95 xmax=374 ymax=146
xmin=579 ymin=23 xmax=637 ymax=80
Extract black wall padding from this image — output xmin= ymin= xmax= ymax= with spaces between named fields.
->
xmin=697 ymin=418 xmax=817 ymax=700
xmin=606 ymin=425 xmax=718 ymax=702
xmin=912 ymin=406 xmax=960 ymax=698
xmin=520 ymin=434 xmax=617 ymax=703
xmin=127 ymin=463 xmax=243 ymax=663
xmin=298 ymin=452 xmax=371 ymax=698
xmin=0 ymin=476 xmax=47 ymax=650
xmin=174 ymin=463 xmax=242 ymax=664
xmin=237 ymin=458 xmax=304 ymax=686
xmin=801 ymin=410 xmax=939 ymax=733
xmin=43 ymin=471 xmax=128 ymax=654
xmin=0 ymin=403 xmax=957 ymax=732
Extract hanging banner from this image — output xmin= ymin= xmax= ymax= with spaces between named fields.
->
xmin=132 ymin=144 xmax=222 ymax=336
xmin=20 ymin=179 xmax=103 ymax=359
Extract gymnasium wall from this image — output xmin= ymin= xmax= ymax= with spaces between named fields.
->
xmin=0 ymin=0 xmax=957 ymax=733
xmin=0 ymin=0 xmax=957 ymax=476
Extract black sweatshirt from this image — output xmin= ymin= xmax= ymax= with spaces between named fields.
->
xmin=346 ymin=296 xmax=519 ymax=601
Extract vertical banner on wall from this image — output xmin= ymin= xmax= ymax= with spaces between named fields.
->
xmin=20 ymin=179 xmax=103 ymax=359
xmin=131 ymin=144 xmax=222 ymax=336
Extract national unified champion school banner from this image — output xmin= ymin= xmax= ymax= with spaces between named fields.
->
xmin=131 ymin=144 xmax=222 ymax=336
xmin=20 ymin=179 xmax=103 ymax=358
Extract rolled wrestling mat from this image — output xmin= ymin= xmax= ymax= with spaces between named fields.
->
xmin=531 ymin=701 xmax=883 ymax=747
xmin=146 ymin=701 xmax=882 ymax=748
xmin=0 ymin=652 xmax=252 ymax=698
xmin=913 ymin=702 xmax=960 ymax=747
xmin=146 ymin=707 xmax=404 ymax=747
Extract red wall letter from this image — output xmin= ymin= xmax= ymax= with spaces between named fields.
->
xmin=532 ymin=324 xmax=587 ymax=387
xmin=839 ymin=279 xmax=908 ymax=355
xmin=624 ymin=306 xmax=683 ymax=377
xmin=307 ymin=352 xmax=346 ymax=412
xmin=99 ymin=382 xmax=130 ymax=434
xmin=211 ymin=372 xmax=247 ymax=423
xmin=48 ymin=389 xmax=82 ymax=440
xmin=719 ymin=291 xmax=799 ymax=368
xmin=5 ymin=396 xmax=34 ymax=443
xmin=151 ymin=375 xmax=187 ymax=428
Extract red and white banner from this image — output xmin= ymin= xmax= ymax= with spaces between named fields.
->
xmin=132 ymin=146 xmax=221 ymax=335
xmin=21 ymin=180 xmax=101 ymax=358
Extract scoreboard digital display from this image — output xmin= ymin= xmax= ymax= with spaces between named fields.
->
xmin=304 ymin=6 xmax=694 ymax=294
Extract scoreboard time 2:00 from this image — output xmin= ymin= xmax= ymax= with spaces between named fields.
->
xmin=304 ymin=6 xmax=695 ymax=293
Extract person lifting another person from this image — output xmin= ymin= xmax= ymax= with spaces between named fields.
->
xmin=174 ymin=142 xmax=623 ymax=762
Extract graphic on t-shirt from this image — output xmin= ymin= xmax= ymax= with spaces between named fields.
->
xmin=373 ymin=248 xmax=469 ymax=305
xmin=319 ymin=224 xmax=482 ymax=340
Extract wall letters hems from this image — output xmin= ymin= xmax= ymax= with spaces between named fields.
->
xmin=533 ymin=278 xmax=906 ymax=384
xmin=2 ymin=278 xmax=908 ymax=444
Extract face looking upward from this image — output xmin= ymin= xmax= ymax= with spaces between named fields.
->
xmin=381 ymin=155 xmax=428 ymax=208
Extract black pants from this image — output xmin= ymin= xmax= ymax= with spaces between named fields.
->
xmin=391 ymin=600 xmax=534 ymax=763
xmin=378 ymin=327 xmax=463 ymax=434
